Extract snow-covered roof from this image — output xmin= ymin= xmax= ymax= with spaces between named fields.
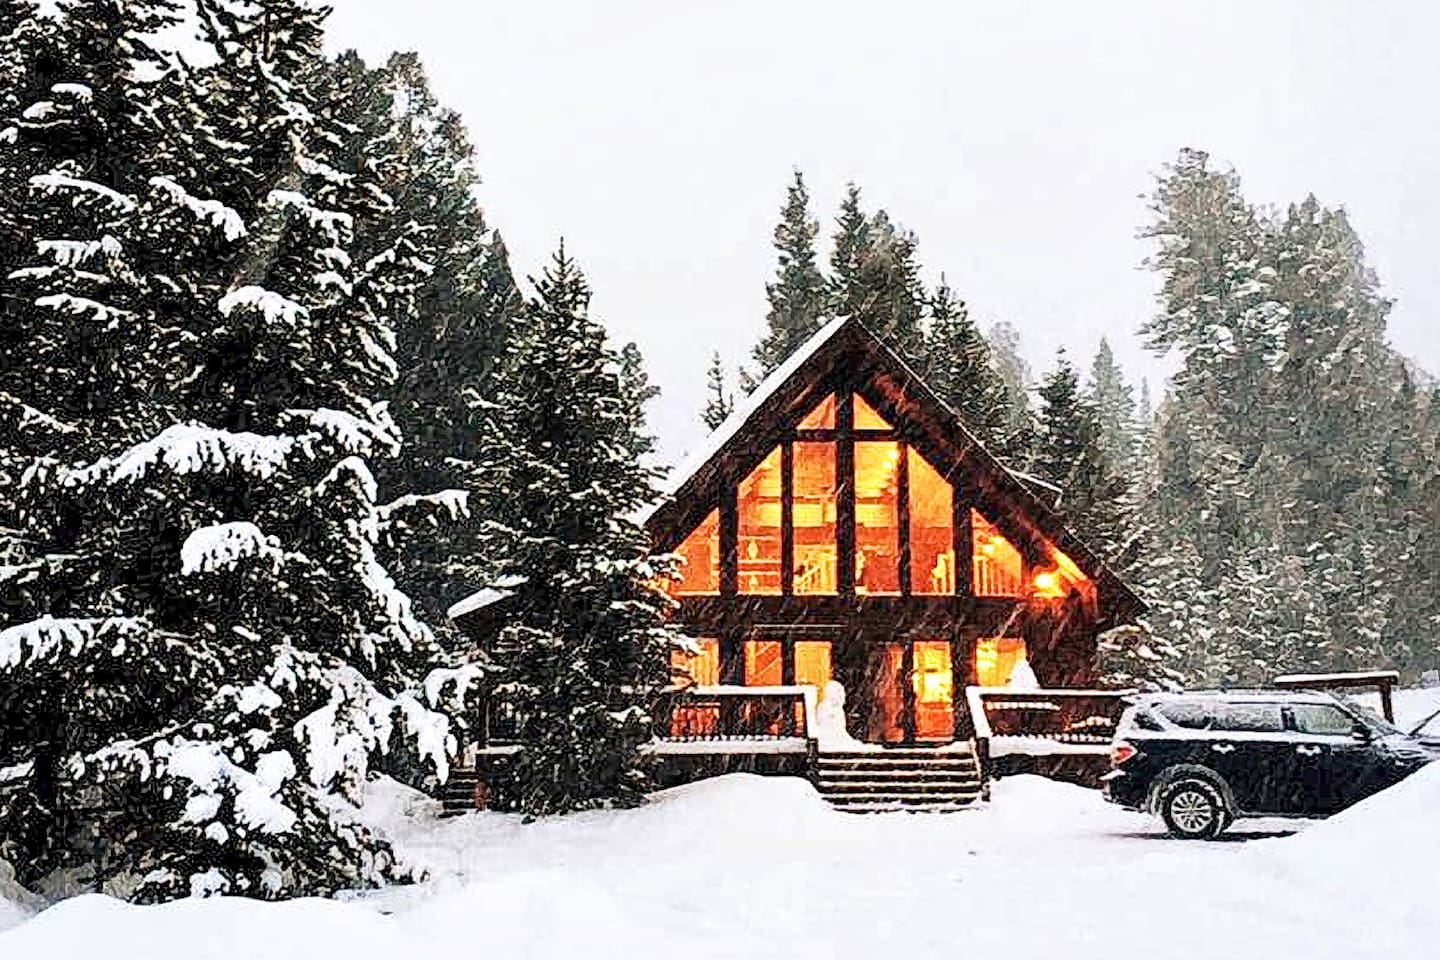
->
xmin=446 ymin=575 xmax=528 ymax=621
xmin=642 ymin=316 xmax=848 ymax=520
xmin=1273 ymin=671 xmax=1400 ymax=685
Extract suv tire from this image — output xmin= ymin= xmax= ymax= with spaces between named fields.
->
xmin=1158 ymin=776 xmax=1229 ymax=840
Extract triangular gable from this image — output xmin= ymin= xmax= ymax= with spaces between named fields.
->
xmin=644 ymin=317 xmax=1144 ymax=619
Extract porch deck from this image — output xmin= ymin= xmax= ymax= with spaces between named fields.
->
xmin=446 ymin=684 xmax=1133 ymax=814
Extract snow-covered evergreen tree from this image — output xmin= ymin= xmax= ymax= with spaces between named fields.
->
xmin=702 ymin=350 xmax=734 ymax=430
xmin=0 ymin=0 xmax=479 ymax=902
xmin=922 ymin=276 xmax=1009 ymax=450
xmin=1088 ymin=338 xmax=1140 ymax=476
xmin=1032 ymin=350 xmax=1126 ymax=562
xmin=746 ymin=170 xmax=828 ymax=388
xmin=480 ymin=245 xmax=682 ymax=815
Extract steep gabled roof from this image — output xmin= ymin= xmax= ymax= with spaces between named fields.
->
xmin=644 ymin=316 xmax=1145 ymax=619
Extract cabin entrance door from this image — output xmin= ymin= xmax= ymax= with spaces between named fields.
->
xmin=851 ymin=638 xmax=956 ymax=744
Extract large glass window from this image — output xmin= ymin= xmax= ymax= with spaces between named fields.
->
xmin=975 ymin=636 xmax=1029 ymax=687
xmin=794 ymin=639 xmax=833 ymax=728
xmin=669 ymin=508 xmax=720 ymax=595
xmin=909 ymin=450 xmax=954 ymax=595
xmin=912 ymin=641 xmax=955 ymax=740
xmin=972 ymin=510 xmax=1024 ymax=597
xmin=744 ymin=639 xmax=784 ymax=686
xmin=670 ymin=637 xmax=721 ymax=687
xmin=792 ymin=442 xmax=838 ymax=594
xmin=669 ymin=638 xmax=721 ymax=738
xmin=798 ymin=394 xmax=836 ymax=429
xmin=853 ymin=395 xmax=893 ymax=430
xmin=738 ymin=447 xmax=782 ymax=594
xmin=854 ymin=441 xmax=901 ymax=594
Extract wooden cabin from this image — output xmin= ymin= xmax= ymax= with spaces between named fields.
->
xmin=448 ymin=316 xmax=1144 ymax=812
xmin=644 ymin=316 xmax=1142 ymax=750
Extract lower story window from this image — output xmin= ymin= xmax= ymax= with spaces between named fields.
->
xmin=975 ymin=636 xmax=1032 ymax=687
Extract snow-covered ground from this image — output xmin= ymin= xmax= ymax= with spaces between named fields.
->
xmin=4 ymin=686 xmax=1438 ymax=960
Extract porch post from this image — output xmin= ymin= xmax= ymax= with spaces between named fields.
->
xmin=837 ymin=392 xmax=856 ymax=596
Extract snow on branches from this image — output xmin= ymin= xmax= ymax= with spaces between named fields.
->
xmin=179 ymin=522 xmax=286 ymax=576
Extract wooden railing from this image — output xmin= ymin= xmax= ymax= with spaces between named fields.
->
xmin=658 ymin=685 xmax=817 ymax=741
xmin=965 ymin=686 xmax=1135 ymax=787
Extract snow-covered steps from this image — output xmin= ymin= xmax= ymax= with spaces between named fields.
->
xmin=815 ymin=748 xmax=983 ymax=813
xmin=440 ymin=769 xmax=483 ymax=817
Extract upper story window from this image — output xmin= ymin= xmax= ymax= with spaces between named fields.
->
xmin=738 ymin=447 xmax=782 ymax=594
xmin=668 ymin=508 xmax=720 ymax=595
xmin=792 ymin=440 xmax=838 ymax=594
xmin=972 ymin=509 xmax=1024 ymax=597
xmin=669 ymin=390 xmax=1091 ymax=602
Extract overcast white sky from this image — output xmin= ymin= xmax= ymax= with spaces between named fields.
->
xmin=325 ymin=0 xmax=1439 ymax=465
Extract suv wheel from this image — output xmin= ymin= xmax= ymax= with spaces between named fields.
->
xmin=1159 ymin=777 xmax=1228 ymax=840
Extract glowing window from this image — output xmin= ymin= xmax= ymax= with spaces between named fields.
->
xmin=738 ymin=447 xmax=782 ymax=594
xmin=794 ymin=639 xmax=833 ymax=727
xmin=792 ymin=441 xmax=838 ymax=594
xmin=669 ymin=637 xmax=721 ymax=687
xmin=908 ymin=449 xmax=954 ymax=595
xmin=971 ymin=509 xmax=1024 ymax=597
xmin=853 ymin=395 xmax=893 ymax=430
xmin=975 ymin=636 xmax=1029 ymax=687
xmin=1032 ymin=548 xmax=1091 ymax=599
xmin=668 ymin=637 xmax=722 ymax=738
xmin=854 ymin=441 xmax=900 ymax=594
xmin=798 ymin=394 xmax=837 ymax=429
xmin=669 ymin=509 xmax=720 ymax=595
xmin=912 ymin=641 xmax=955 ymax=740
xmin=744 ymin=639 xmax=784 ymax=686
xmin=794 ymin=640 xmax=833 ymax=695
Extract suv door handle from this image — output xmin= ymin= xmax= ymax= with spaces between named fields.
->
xmin=1295 ymin=744 xmax=1323 ymax=757
xmin=1211 ymin=743 xmax=1235 ymax=754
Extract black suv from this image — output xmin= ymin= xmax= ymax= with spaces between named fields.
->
xmin=1102 ymin=691 xmax=1436 ymax=839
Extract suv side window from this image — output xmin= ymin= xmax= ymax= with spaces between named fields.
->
xmin=1157 ymin=701 xmax=1211 ymax=729
xmin=1291 ymin=703 xmax=1358 ymax=736
xmin=1210 ymin=703 xmax=1285 ymax=733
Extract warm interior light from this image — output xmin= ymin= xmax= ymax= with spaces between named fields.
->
xmin=1033 ymin=571 xmax=1060 ymax=594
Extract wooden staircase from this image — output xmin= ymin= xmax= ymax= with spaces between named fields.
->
xmin=440 ymin=768 xmax=484 ymax=817
xmin=815 ymin=746 xmax=984 ymax=813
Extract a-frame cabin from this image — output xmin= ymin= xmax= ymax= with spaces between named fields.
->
xmin=447 ymin=316 xmax=1145 ymax=812
xmin=645 ymin=316 xmax=1143 ymax=748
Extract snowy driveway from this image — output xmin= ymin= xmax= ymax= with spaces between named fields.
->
xmin=5 ymin=728 xmax=1437 ymax=960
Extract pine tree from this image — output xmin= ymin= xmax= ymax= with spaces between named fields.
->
xmin=748 ymin=170 xmax=828 ymax=383
xmin=1088 ymin=338 xmax=1139 ymax=476
xmin=0 ymin=0 xmax=480 ymax=901
xmin=1032 ymin=350 xmax=1127 ymax=562
xmin=922 ymin=276 xmax=1009 ymax=448
xmin=481 ymin=245 xmax=683 ymax=815
xmin=986 ymin=320 xmax=1037 ymax=464
xmin=829 ymin=182 xmax=870 ymax=320
xmin=702 ymin=350 xmax=734 ymax=431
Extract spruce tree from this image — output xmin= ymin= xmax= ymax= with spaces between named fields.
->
xmin=922 ymin=276 xmax=1009 ymax=448
xmin=1032 ymin=350 xmax=1127 ymax=562
xmin=748 ymin=170 xmax=828 ymax=384
xmin=1088 ymin=338 xmax=1139 ymax=476
xmin=986 ymin=320 xmax=1037 ymax=464
xmin=481 ymin=245 xmax=683 ymax=815
xmin=829 ymin=182 xmax=870 ymax=320
xmin=0 ymin=0 xmax=479 ymax=901
xmin=702 ymin=350 xmax=734 ymax=431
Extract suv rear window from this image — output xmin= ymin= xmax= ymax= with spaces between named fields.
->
xmin=1210 ymin=702 xmax=1285 ymax=733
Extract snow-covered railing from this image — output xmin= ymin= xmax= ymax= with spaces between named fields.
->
xmin=966 ymin=686 xmax=1135 ymax=776
xmin=1273 ymin=670 xmax=1400 ymax=722
xmin=658 ymin=684 xmax=818 ymax=743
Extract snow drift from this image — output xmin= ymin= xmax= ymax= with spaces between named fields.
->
xmin=2 ymin=767 xmax=1436 ymax=959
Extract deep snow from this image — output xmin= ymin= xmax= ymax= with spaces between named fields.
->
xmin=3 ymin=686 xmax=1437 ymax=959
